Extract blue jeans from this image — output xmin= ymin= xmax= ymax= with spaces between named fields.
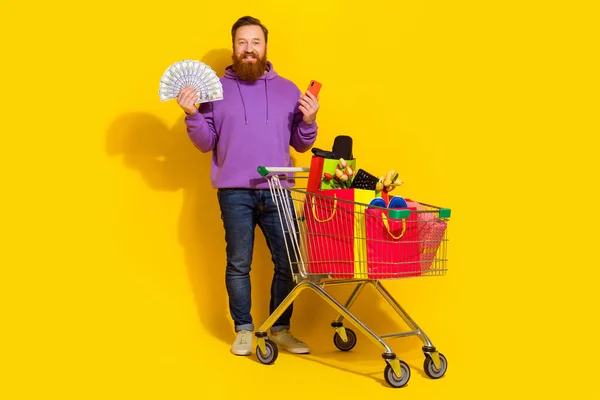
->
xmin=217 ymin=188 xmax=297 ymax=333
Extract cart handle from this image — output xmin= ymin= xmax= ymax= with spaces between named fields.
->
xmin=258 ymin=166 xmax=310 ymax=177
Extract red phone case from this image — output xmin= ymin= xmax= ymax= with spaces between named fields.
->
xmin=307 ymin=80 xmax=322 ymax=97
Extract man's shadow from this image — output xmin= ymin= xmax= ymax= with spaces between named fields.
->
xmin=105 ymin=48 xmax=277 ymax=344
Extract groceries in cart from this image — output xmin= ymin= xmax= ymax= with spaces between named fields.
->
xmin=310 ymin=134 xmax=353 ymax=160
xmin=301 ymin=135 xmax=450 ymax=280
xmin=308 ymin=135 xmax=402 ymax=194
xmin=320 ymin=157 xmax=354 ymax=188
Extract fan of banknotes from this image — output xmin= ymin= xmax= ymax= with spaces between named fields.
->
xmin=158 ymin=60 xmax=223 ymax=103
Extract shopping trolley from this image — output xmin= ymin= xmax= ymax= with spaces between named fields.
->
xmin=253 ymin=166 xmax=451 ymax=388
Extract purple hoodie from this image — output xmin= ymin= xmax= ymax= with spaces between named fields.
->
xmin=184 ymin=61 xmax=318 ymax=189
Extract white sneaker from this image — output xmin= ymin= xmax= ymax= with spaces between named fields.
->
xmin=270 ymin=329 xmax=310 ymax=354
xmin=231 ymin=330 xmax=253 ymax=356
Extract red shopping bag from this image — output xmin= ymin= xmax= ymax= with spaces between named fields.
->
xmin=304 ymin=188 xmax=383 ymax=278
xmin=304 ymin=189 xmax=356 ymax=278
xmin=365 ymin=207 xmax=421 ymax=278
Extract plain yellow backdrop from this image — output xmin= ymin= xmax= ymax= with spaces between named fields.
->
xmin=1 ymin=0 xmax=598 ymax=398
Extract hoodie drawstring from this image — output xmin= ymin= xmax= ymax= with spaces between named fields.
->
xmin=235 ymin=75 xmax=270 ymax=125
xmin=235 ymin=77 xmax=248 ymax=125
xmin=265 ymin=79 xmax=269 ymax=124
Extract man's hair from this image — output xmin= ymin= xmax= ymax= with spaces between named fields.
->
xmin=231 ymin=16 xmax=268 ymax=44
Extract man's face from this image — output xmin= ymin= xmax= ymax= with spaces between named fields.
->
xmin=232 ymin=25 xmax=268 ymax=82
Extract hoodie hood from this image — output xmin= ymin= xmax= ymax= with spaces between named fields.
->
xmin=224 ymin=61 xmax=278 ymax=124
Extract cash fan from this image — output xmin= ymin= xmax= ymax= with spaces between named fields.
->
xmin=158 ymin=60 xmax=223 ymax=103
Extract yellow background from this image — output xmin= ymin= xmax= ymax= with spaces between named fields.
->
xmin=1 ymin=0 xmax=598 ymax=398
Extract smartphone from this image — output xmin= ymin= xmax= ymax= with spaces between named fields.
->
xmin=306 ymin=80 xmax=322 ymax=97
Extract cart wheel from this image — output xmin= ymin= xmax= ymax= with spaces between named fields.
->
xmin=256 ymin=339 xmax=278 ymax=365
xmin=333 ymin=328 xmax=357 ymax=352
xmin=423 ymin=353 xmax=447 ymax=379
xmin=384 ymin=361 xmax=411 ymax=388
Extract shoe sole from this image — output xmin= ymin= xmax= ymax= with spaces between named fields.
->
xmin=231 ymin=349 xmax=252 ymax=356
xmin=279 ymin=347 xmax=310 ymax=354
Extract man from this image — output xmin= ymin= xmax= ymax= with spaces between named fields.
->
xmin=177 ymin=16 xmax=320 ymax=356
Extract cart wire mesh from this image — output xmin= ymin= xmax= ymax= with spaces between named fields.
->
xmin=267 ymin=174 xmax=449 ymax=282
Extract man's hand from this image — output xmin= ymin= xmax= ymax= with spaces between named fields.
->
xmin=299 ymin=91 xmax=320 ymax=124
xmin=177 ymin=87 xmax=199 ymax=115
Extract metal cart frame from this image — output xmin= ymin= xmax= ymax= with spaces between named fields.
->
xmin=253 ymin=166 xmax=451 ymax=388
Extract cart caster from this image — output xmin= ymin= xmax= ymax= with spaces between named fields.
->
xmin=384 ymin=360 xmax=411 ymax=388
xmin=333 ymin=328 xmax=357 ymax=352
xmin=423 ymin=352 xmax=447 ymax=379
xmin=256 ymin=338 xmax=278 ymax=365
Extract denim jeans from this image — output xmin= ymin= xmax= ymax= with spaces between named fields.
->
xmin=216 ymin=188 xmax=297 ymax=333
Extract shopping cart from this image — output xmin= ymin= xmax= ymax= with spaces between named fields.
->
xmin=253 ymin=166 xmax=451 ymax=388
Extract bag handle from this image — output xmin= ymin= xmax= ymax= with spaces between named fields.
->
xmin=381 ymin=213 xmax=407 ymax=240
xmin=311 ymin=194 xmax=337 ymax=222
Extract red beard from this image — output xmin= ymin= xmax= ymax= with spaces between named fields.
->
xmin=232 ymin=51 xmax=268 ymax=82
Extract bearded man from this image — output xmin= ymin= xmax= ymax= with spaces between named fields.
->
xmin=177 ymin=15 xmax=320 ymax=356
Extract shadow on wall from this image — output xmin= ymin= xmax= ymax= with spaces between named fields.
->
xmin=106 ymin=48 xmax=238 ymax=344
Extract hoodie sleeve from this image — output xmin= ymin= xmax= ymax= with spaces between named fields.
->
xmin=184 ymin=103 xmax=217 ymax=153
xmin=290 ymin=100 xmax=318 ymax=153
